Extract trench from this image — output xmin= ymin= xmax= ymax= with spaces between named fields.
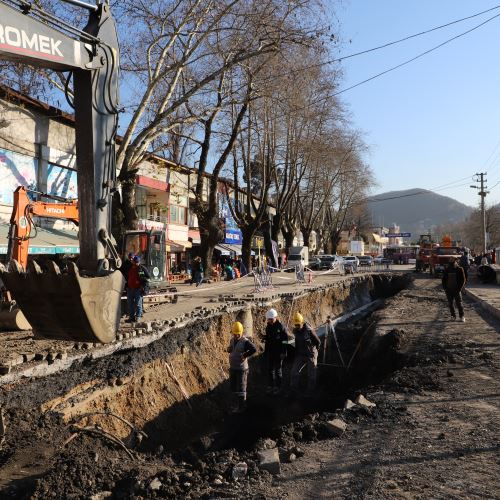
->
xmin=0 ymin=273 xmax=412 ymax=497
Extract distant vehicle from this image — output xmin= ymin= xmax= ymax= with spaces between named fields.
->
xmin=286 ymin=246 xmax=309 ymax=269
xmin=383 ymin=245 xmax=419 ymax=264
xmin=317 ymin=255 xmax=343 ymax=269
xmin=309 ymin=257 xmax=322 ymax=270
xmin=358 ymin=255 xmax=373 ymax=267
xmin=430 ymin=246 xmax=462 ymax=276
xmin=373 ymin=255 xmax=384 ymax=264
xmin=343 ymin=255 xmax=359 ymax=273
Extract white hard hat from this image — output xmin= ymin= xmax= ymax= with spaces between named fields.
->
xmin=266 ymin=309 xmax=278 ymax=320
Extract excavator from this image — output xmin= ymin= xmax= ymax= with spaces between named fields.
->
xmin=0 ymin=0 xmax=127 ymax=342
xmin=0 ymin=185 xmax=167 ymax=332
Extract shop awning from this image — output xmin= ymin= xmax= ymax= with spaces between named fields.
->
xmin=224 ymin=244 xmax=242 ymax=256
xmin=0 ymin=224 xmax=79 ymax=255
xmin=215 ymin=244 xmax=231 ymax=256
xmin=372 ymin=233 xmax=389 ymax=244
xmin=167 ymin=240 xmax=192 ymax=252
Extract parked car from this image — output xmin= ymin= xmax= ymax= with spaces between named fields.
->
xmin=358 ymin=255 xmax=373 ymax=267
xmin=373 ymin=255 xmax=384 ymax=264
xmin=308 ymin=257 xmax=322 ymax=270
xmin=318 ymin=255 xmax=343 ymax=269
xmin=343 ymin=255 xmax=359 ymax=273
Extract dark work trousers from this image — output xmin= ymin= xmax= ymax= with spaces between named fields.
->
xmin=445 ymin=289 xmax=464 ymax=318
xmin=229 ymin=369 xmax=248 ymax=400
xmin=267 ymin=354 xmax=284 ymax=388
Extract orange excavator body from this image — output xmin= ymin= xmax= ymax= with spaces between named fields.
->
xmin=8 ymin=187 xmax=79 ymax=270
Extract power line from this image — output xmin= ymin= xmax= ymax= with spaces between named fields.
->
xmin=269 ymin=4 xmax=500 ymax=81
xmin=332 ymin=12 xmax=500 ymax=97
xmin=333 ymin=4 xmax=500 ymax=64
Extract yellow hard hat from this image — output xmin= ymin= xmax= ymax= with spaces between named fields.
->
xmin=232 ymin=321 xmax=244 ymax=336
xmin=293 ymin=312 xmax=304 ymax=326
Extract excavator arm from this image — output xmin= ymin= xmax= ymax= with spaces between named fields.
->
xmin=0 ymin=0 xmax=124 ymax=342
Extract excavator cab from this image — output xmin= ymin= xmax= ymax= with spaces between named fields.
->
xmin=123 ymin=230 xmax=166 ymax=285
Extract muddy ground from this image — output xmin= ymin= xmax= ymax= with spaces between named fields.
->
xmin=0 ymin=275 xmax=499 ymax=498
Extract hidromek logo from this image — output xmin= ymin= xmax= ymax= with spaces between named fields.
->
xmin=0 ymin=24 xmax=63 ymax=59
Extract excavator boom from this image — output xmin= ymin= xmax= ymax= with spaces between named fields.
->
xmin=0 ymin=1 xmax=124 ymax=342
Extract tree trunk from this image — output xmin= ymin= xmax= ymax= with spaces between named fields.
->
xmin=241 ymin=226 xmax=256 ymax=273
xmin=283 ymin=228 xmax=295 ymax=252
xmin=271 ymin=213 xmax=281 ymax=242
xmin=198 ymin=211 xmax=224 ymax=276
xmin=331 ymin=232 xmax=341 ymax=254
xmin=301 ymin=228 xmax=311 ymax=250
xmin=262 ymin=217 xmax=277 ymax=268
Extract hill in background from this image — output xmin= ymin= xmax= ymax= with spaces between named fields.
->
xmin=367 ymin=188 xmax=474 ymax=238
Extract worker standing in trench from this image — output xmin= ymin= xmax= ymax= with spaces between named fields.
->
xmin=290 ymin=312 xmax=321 ymax=396
xmin=227 ymin=321 xmax=257 ymax=413
xmin=262 ymin=309 xmax=289 ymax=395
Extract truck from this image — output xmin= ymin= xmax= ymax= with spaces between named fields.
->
xmin=429 ymin=245 xmax=462 ymax=276
xmin=286 ymin=246 xmax=309 ymax=269
xmin=415 ymin=234 xmax=437 ymax=272
xmin=349 ymin=240 xmax=365 ymax=256
xmin=0 ymin=0 xmax=124 ymax=343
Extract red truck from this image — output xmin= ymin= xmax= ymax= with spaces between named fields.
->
xmin=430 ymin=246 xmax=462 ymax=276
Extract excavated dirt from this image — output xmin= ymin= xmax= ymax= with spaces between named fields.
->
xmin=9 ymin=273 xmax=499 ymax=499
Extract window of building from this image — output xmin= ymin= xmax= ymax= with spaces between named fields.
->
xmin=169 ymin=205 xmax=186 ymax=224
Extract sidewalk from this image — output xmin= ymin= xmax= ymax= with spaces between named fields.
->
xmin=464 ymin=282 xmax=500 ymax=320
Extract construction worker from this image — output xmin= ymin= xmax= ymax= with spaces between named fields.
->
xmin=290 ymin=312 xmax=321 ymax=395
xmin=227 ymin=321 xmax=257 ymax=412
xmin=126 ymin=255 xmax=150 ymax=322
xmin=442 ymin=257 xmax=466 ymax=322
xmin=263 ymin=308 xmax=289 ymax=395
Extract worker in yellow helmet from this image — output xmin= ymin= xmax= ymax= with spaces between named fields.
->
xmin=227 ymin=321 xmax=256 ymax=412
xmin=290 ymin=312 xmax=321 ymax=396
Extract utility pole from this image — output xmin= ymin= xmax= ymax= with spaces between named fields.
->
xmin=470 ymin=173 xmax=489 ymax=254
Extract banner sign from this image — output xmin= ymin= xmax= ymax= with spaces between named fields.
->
xmin=386 ymin=233 xmax=411 ymax=238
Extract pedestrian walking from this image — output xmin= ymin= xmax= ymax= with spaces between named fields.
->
xmin=191 ymin=256 xmax=204 ymax=287
xmin=126 ymin=255 xmax=150 ymax=322
xmin=262 ymin=308 xmax=289 ymax=395
xmin=290 ymin=313 xmax=321 ymax=395
xmin=459 ymin=250 xmax=470 ymax=282
xmin=442 ymin=257 xmax=466 ymax=322
xmin=227 ymin=321 xmax=257 ymax=413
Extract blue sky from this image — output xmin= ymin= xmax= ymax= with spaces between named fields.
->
xmin=334 ymin=0 xmax=500 ymax=208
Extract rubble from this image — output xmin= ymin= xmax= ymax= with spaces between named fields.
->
xmin=258 ymin=448 xmax=281 ymax=475
xmin=355 ymin=394 xmax=376 ymax=408
xmin=325 ymin=419 xmax=347 ymax=436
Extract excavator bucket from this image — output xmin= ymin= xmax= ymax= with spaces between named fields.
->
xmin=0 ymin=261 xmax=124 ymax=343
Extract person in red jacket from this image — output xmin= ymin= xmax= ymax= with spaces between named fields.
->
xmin=126 ymin=255 xmax=150 ymax=322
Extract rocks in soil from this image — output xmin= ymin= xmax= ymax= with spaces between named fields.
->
xmin=258 ymin=448 xmax=281 ymax=475
xmin=325 ymin=419 xmax=347 ymax=436
xmin=344 ymin=399 xmax=357 ymax=410
xmin=355 ymin=395 xmax=376 ymax=408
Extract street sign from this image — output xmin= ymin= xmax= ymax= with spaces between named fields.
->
xmin=386 ymin=233 xmax=411 ymax=238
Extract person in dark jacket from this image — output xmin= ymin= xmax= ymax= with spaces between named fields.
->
xmin=263 ymin=308 xmax=289 ymax=395
xmin=290 ymin=312 xmax=321 ymax=395
xmin=459 ymin=250 xmax=470 ymax=282
xmin=442 ymin=257 xmax=466 ymax=322
xmin=227 ymin=321 xmax=257 ymax=412
xmin=126 ymin=255 xmax=150 ymax=322
xmin=191 ymin=256 xmax=203 ymax=287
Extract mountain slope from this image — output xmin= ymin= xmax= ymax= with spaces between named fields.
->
xmin=367 ymin=188 xmax=474 ymax=237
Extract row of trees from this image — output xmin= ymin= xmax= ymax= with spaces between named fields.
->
xmin=1 ymin=0 xmax=374 ymax=273
xmin=434 ymin=205 xmax=500 ymax=252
